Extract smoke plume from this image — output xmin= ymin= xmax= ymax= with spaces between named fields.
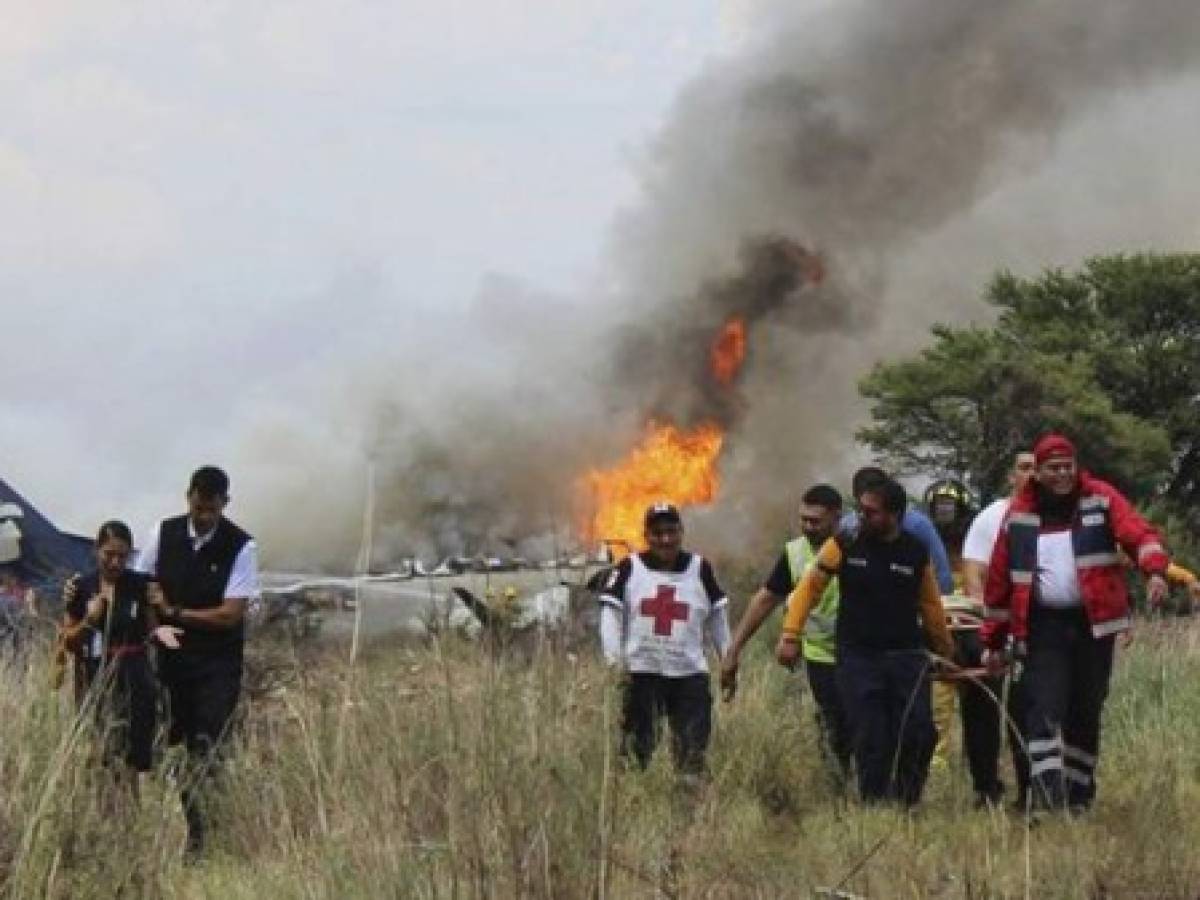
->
xmin=255 ymin=1 xmax=1200 ymax=567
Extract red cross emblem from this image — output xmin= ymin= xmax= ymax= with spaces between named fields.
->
xmin=639 ymin=584 xmax=689 ymax=636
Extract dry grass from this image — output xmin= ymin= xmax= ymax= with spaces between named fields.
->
xmin=3 ymin=617 xmax=1200 ymax=899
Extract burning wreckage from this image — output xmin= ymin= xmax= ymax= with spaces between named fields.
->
xmin=259 ymin=236 xmax=830 ymax=650
xmin=255 ymin=558 xmax=611 ymax=651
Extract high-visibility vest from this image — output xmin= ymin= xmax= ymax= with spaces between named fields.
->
xmin=785 ymin=537 xmax=840 ymax=664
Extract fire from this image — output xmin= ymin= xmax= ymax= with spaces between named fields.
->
xmin=578 ymin=317 xmax=750 ymax=555
xmin=710 ymin=317 xmax=747 ymax=386
xmin=574 ymin=243 xmax=830 ymax=556
xmin=581 ymin=421 xmax=724 ymax=552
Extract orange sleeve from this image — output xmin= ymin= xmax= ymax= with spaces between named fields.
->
xmin=781 ymin=537 xmax=840 ymax=636
xmin=918 ymin=566 xmax=954 ymax=660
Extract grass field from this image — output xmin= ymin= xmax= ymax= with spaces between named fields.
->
xmin=3 ymin=615 xmax=1200 ymax=899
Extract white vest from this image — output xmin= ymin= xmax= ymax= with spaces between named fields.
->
xmin=621 ymin=553 xmax=714 ymax=677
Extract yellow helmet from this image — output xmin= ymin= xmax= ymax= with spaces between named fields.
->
xmin=923 ymin=478 xmax=975 ymax=529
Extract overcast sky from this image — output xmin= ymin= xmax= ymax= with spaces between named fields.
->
xmin=1 ymin=2 xmax=776 ymax=537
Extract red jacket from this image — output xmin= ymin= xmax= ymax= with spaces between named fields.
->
xmin=981 ymin=472 xmax=1168 ymax=648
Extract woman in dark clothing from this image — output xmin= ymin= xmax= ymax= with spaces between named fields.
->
xmin=60 ymin=521 xmax=181 ymax=786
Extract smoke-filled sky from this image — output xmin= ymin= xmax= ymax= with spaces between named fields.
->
xmin=5 ymin=0 xmax=1200 ymax=568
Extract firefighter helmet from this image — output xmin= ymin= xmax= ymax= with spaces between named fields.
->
xmin=923 ymin=478 xmax=975 ymax=531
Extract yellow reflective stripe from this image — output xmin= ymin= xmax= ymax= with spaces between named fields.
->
xmin=784 ymin=539 xmax=807 ymax=584
xmin=1076 ymin=552 xmax=1121 ymax=569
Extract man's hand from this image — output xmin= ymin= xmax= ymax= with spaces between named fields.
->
xmin=152 ymin=625 xmax=185 ymax=650
xmin=719 ymin=652 xmax=739 ymax=702
xmin=147 ymin=582 xmax=167 ymax=612
xmin=930 ymin=653 xmax=959 ymax=679
xmin=1146 ymin=573 xmax=1169 ymax=608
xmin=85 ymin=594 xmax=107 ymax=624
xmin=981 ymin=648 xmax=1006 ymax=677
xmin=775 ymin=634 xmax=800 ymax=669
xmin=1119 ymin=623 xmax=1135 ymax=649
xmin=1189 ymin=581 xmax=1200 ymax=607
xmin=603 ymin=660 xmax=629 ymax=687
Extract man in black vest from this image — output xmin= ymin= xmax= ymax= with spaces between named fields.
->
xmin=138 ymin=465 xmax=258 ymax=856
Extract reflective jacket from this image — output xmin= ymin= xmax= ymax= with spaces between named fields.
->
xmin=981 ymin=472 xmax=1168 ymax=648
xmin=784 ymin=537 xmax=839 ymax=664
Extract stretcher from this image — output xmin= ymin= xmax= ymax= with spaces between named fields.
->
xmin=933 ymin=594 xmax=1000 ymax=682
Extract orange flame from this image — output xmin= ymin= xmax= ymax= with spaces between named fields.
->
xmin=580 ymin=421 xmax=724 ymax=553
xmin=710 ymin=317 xmax=747 ymax=386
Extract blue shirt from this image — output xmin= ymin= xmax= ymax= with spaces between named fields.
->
xmin=839 ymin=507 xmax=954 ymax=595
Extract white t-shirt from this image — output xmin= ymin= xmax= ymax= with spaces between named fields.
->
xmin=962 ymin=498 xmax=1010 ymax=565
xmin=1035 ymin=530 xmax=1083 ymax=608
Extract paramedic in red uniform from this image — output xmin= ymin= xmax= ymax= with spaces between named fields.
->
xmin=982 ymin=434 xmax=1168 ymax=811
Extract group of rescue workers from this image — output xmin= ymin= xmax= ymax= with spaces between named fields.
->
xmin=598 ymin=433 xmax=1200 ymax=811
xmin=47 ymin=436 xmax=1200 ymax=865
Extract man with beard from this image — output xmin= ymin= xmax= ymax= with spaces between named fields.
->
xmin=777 ymin=478 xmax=953 ymax=805
xmin=982 ymin=434 xmax=1168 ymax=812
xmin=599 ymin=503 xmax=731 ymax=776
xmin=720 ymin=484 xmax=851 ymax=784
xmin=843 ymin=466 xmax=955 ymax=595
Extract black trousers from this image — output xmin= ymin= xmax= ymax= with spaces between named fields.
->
xmin=620 ymin=673 xmax=712 ymax=774
xmin=954 ymin=630 xmax=1031 ymax=800
xmin=84 ymin=653 xmax=158 ymax=772
xmin=837 ymin=647 xmax=935 ymax=805
xmin=805 ymin=658 xmax=853 ymax=783
xmin=161 ymin=652 xmax=242 ymax=850
xmin=1022 ymin=605 xmax=1115 ymax=809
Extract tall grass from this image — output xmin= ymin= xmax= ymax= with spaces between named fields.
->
xmin=4 ymin=618 xmax=1200 ymax=898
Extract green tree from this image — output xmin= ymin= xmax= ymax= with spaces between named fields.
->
xmin=858 ymin=253 xmax=1198 ymax=506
